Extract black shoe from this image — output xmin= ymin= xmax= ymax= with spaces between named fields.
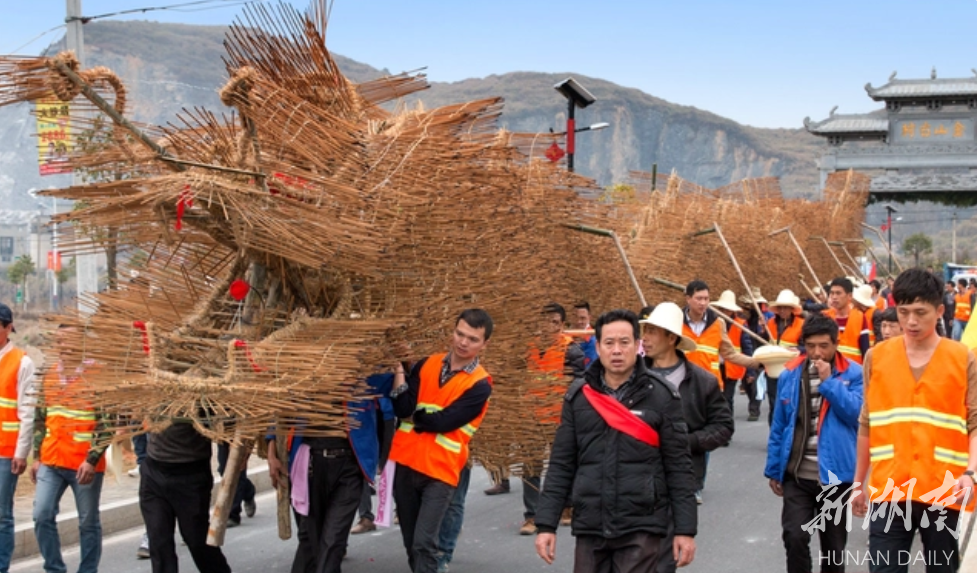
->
xmin=227 ymin=516 xmax=241 ymax=528
xmin=484 ymin=479 xmax=510 ymax=495
xmin=244 ymin=498 xmax=256 ymax=518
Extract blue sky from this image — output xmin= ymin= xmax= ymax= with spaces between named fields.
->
xmin=3 ymin=0 xmax=977 ymax=129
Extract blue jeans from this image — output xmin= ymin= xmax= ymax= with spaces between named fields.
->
xmin=437 ymin=465 xmax=471 ymax=569
xmin=33 ymin=464 xmax=104 ymax=573
xmin=0 ymin=458 xmax=18 ymax=573
xmin=954 ymin=319 xmax=967 ymax=341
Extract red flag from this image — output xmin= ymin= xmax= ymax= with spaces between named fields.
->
xmin=867 ymin=262 xmax=877 ymax=282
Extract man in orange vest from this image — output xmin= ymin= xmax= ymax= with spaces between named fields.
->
xmin=853 ymin=269 xmax=977 ymax=572
xmin=711 ymin=291 xmax=755 ymax=419
xmin=824 ymin=277 xmax=870 ymax=365
xmin=30 ymin=353 xmax=109 ymax=573
xmin=389 ymin=309 xmax=494 ymax=573
xmin=853 ymin=284 xmax=879 ymax=346
xmin=952 ymin=278 xmax=971 ymax=341
xmin=681 ymin=281 xmax=757 ymax=390
xmin=0 ymin=303 xmax=35 ymax=573
xmin=765 ymin=290 xmax=806 ymax=427
xmin=520 ymin=303 xmax=585 ymax=536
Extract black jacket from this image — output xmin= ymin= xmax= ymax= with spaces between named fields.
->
xmin=536 ymin=359 xmax=698 ymax=538
xmin=645 ymin=353 xmax=734 ymax=489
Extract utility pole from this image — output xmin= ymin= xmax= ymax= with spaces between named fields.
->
xmin=885 ymin=205 xmax=897 ymax=274
xmin=952 ymin=211 xmax=958 ymax=264
xmin=66 ymin=0 xmax=99 ymax=311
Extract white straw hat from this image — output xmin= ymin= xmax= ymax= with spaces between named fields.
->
xmin=712 ymin=290 xmax=742 ymax=313
xmin=753 ymin=345 xmax=798 ymax=378
xmin=768 ymin=289 xmax=801 ymax=311
xmin=852 ymin=283 xmax=874 ymax=309
xmin=639 ymin=302 xmax=697 ymax=352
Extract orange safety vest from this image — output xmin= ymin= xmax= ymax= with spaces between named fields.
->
xmin=868 ymin=337 xmax=971 ymax=507
xmin=0 ymin=347 xmax=25 ymax=458
xmin=955 ymin=292 xmax=972 ymax=322
xmin=825 ymin=307 xmax=866 ymax=365
xmin=389 ymin=353 xmax=491 ymax=486
xmin=39 ymin=367 xmax=105 ymax=472
xmin=723 ymin=319 xmax=746 ymax=381
xmin=683 ymin=318 xmax=723 ymax=388
xmin=766 ymin=316 xmax=805 ymax=349
xmin=874 ymin=297 xmax=887 ymax=312
xmin=526 ymin=335 xmax=572 ymax=425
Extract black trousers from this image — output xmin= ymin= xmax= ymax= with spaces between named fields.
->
xmin=290 ymin=450 xmax=365 ymax=573
xmin=139 ymin=457 xmax=231 ymax=573
xmin=574 ymin=531 xmax=664 ymax=573
xmin=868 ymin=500 xmax=960 ymax=573
xmin=216 ymin=443 xmax=256 ymax=521
xmin=523 ymin=474 xmax=541 ymax=519
xmin=742 ymin=376 xmax=761 ymax=418
xmin=721 ymin=376 xmax=738 ymax=417
xmin=394 ymin=464 xmax=456 ymax=573
xmin=767 ymin=375 xmax=780 ymax=427
xmin=781 ymin=476 xmax=850 ymax=573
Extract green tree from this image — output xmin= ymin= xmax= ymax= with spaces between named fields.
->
xmin=902 ymin=233 xmax=934 ymax=268
xmin=7 ymin=255 xmax=36 ymax=307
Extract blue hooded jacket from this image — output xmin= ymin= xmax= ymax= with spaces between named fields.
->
xmin=764 ymin=353 xmax=863 ymax=484
xmin=269 ymin=372 xmax=394 ymax=484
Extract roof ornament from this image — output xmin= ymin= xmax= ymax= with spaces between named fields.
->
xmin=971 ymin=68 xmax=977 ymax=78
xmin=829 ymin=105 xmax=838 ymax=117
xmin=889 ymin=71 xmax=897 ymax=82
xmin=931 ymin=66 xmax=937 ymax=80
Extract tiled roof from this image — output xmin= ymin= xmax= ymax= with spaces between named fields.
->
xmin=804 ymin=114 xmax=889 ymax=134
xmin=866 ymin=77 xmax=977 ymax=100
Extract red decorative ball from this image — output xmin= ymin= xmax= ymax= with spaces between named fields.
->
xmin=229 ymin=279 xmax=250 ymax=301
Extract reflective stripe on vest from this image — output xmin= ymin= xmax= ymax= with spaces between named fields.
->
xmin=39 ymin=368 xmax=106 ymax=473
xmin=683 ymin=319 xmax=724 ymax=387
xmin=867 ymin=337 xmax=971 ymax=506
xmin=827 ymin=307 xmax=866 ymax=365
xmin=388 ymin=353 xmax=491 ymax=486
xmin=0 ymin=348 xmax=25 ymax=458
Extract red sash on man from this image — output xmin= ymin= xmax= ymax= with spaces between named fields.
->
xmin=581 ymin=384 xmax=659 ymax=448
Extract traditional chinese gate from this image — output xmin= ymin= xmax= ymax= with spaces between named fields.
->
xmin=805 ymin=70 xmax=977 ymax=206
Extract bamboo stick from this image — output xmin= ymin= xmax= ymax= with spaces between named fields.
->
xmin=768 ymin=226 xmax=822 ymax=289
xmin=561 ymin=223 xmax=647 ymax=307
xmin=208 ymin=431 xmax=244 ymax=547
xmin=693 ymin=224 xmax=773 ymax=340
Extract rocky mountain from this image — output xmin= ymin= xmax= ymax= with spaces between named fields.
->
xmin=0 ymin=19 xmax=823 ymax=213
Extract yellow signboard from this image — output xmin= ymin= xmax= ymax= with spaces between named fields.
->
xmin=36 ymin=97 xmax=71 ymax=176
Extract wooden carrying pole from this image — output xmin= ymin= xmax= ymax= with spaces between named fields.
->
xmin=768 ymin=226 xmax=822 ymax=289
xmin=848 ymin=239 xmax=886 ymax=277
xmin=275 ymin=426 xmax=292 ymax=540
xmin=692 ymin=224 xmax=773 ymax=340
xmin=810 ymin=236 xmax=848 ymax=276
xmin=207 ymin=431 xmax=245 ymax=547
xmin=859 ymin=222 xmax=905 ymax=273
xmin=652 ymin=277 xmax=769 ymax=347
xmin=831 ymin=241 xmax=868 ymax=282
xmin=562 ymin=223 xmax=647 ymax=307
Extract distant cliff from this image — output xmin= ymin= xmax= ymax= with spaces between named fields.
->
xmin=0 ymin=19 xmax=822 ymax=212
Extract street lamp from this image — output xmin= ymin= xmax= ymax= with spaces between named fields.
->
xmin=884 ymin=205 xmax=899 ymax=274
xmin=553 ymin=122 xmax=610 ymax=135
xmin=554 ymin=77 xmax=597 ymax=172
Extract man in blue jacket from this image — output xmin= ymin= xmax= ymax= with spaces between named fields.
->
xmin=764 ymin=314 xmax=863 ymax=573
xmin=266 ymin=372 xmax=394 ymax=573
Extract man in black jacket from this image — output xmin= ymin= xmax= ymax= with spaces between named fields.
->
xmin=639 ymin=302 xmax=734 ymax=573
xmin=534 ymin=309 xmax=697 ymax=573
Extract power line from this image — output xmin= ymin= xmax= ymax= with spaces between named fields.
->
xmin=68 ymin=0 xmax=264 ymax=23
xmin=5 ymin=24 xmax=67 ymax=55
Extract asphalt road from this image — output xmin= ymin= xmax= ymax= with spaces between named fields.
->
xmin=15 ymin=396 xmax=961 ymax=573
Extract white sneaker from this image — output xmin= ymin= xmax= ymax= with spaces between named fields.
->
xmin=127 ymin=466 xmax=140 ymax=478
xmin=136 ymin=533 xmax=150 ymax=559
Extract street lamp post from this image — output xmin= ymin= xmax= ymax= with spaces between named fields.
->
xmin=885 ymin=205 xmax=898 ymax=274
xmin=554 ymin=78 xmax=597 ymax=172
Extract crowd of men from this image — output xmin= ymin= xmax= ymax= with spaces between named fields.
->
xmin=0 ymin=266 xmax=975 ymax=573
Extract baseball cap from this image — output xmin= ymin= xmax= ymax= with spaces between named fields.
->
xmin=0 ymin=303 xmax=15 ymax=333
